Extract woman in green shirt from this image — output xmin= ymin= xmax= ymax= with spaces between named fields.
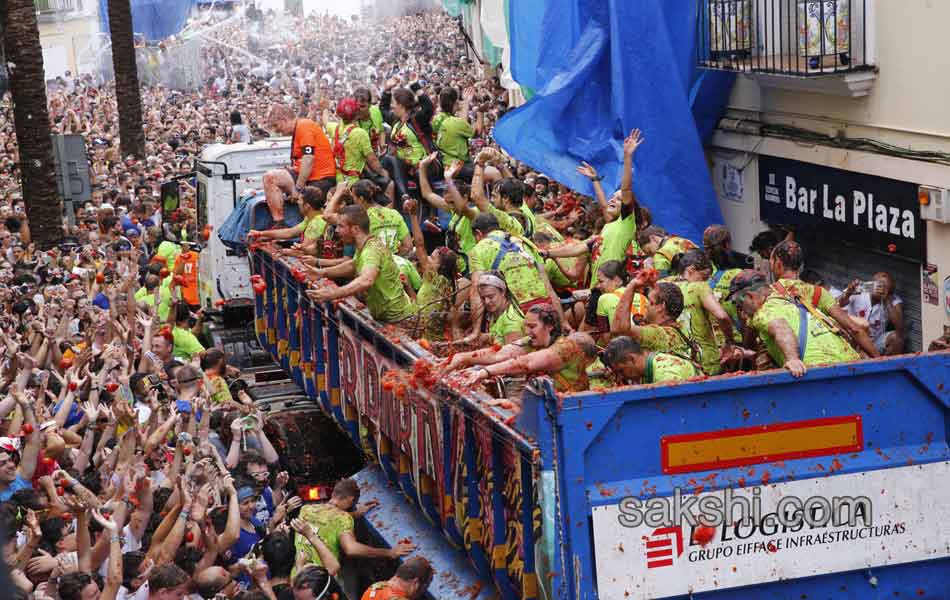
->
xmin=402 ymin=198 xmax=466 ymax=342
xmin=431 ymin=86 xmax=475 ymax=176
xmin=380 ymin=86 xmax=434 ymax=207
xmin=349 ymin=180 xmax=410 ymax=255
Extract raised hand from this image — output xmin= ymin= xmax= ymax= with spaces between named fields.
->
xmin=624 ymin=128 xmax=644 ymax=157
xmin=576 ymin=161 xmax=598 ymax=180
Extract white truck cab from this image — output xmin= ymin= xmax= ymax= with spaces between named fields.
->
xmin=193 ymin=139 xmax=291 ymax=311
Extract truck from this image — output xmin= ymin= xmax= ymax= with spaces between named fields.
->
xmin=166 ymin=142 xmax=493 ymax=599
xmin=179 ymin=142 xmax=950 ymax=598
xmin=248 ymin=245 xmax=950 ymax=600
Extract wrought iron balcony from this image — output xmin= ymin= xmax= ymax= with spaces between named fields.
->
xmin=35 ymin=0 xmax=84 ymax=14
xmin=697 ymin=0 xmax=873 ymax=76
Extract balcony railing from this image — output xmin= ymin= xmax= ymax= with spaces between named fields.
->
xmin=697 ymin=0 xmax=872 ymax=76
xmin=35 ymin=0 xmax=84 ymax=14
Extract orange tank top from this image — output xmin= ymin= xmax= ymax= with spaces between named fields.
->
xmin=175 ymin=251 xmax=200 ymax=305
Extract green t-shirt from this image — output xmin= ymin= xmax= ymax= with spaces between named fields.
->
xmin=709 ymin=268 xmax=743 ymax=342
xmin=676 ymin=280 xmax=721 ymax=375
xmin=490 ymin=207 xmax=525 ymax=238
xmin=416 ymin=270 xmax=454 ymax=341
xmin=591 ymin=211 xmax=637 ymax=288
xmin=545 ymin=256 xmax=578 ymax=290
xmin=597 ymin=288 xmax=649 ymax=330
xmin=326 ymin=121 xmax=373 ymax=183
xmin=134 ymin=286 xmax=154 ymax=306
xmin=353 ymin=237 xmax=416 ymax=323
xmin=367 ymin=205 xmax=410 ymax=253
xmin=489 ymin=303 xmax=525 ymax=345
xmin=469 ymin=234 xmax=547 ymax=306
xmin=156 ymin=241 xmax=181 ymax=271
xmin=750 ymin=296 xmax=859 ymax=367
xmin=393 ymin=255 xmax=422 ymax=292
xmin=448 ymin=212 xmax=477 ymax=255
xmin=294 ymin=503 xmax=354 ymax=570
xmin=302 ymin=213 xmax=327 ymax=241
xmin=645 ymin=352 xmax=700 ymax=384
xmin=391 ymin=120 xmax=426 ymax=166
xmin=432 ymin=113 xmax=474 ymax=163
xmin=550 ymin=336 xmax=594 ymax=393
xmin=157 ymin=276 xmax=174 ymax=321
xmin=172 ymin=326 xmax=204 ymax=360
xmin=771 ymin=279 xmax=836 ymax=314
xmin=209 ymin=374 xmax=233 ymax=404
xmin=652 ymin=236 xmax=698 ymax=275
xmin=357 ymin=105 xmax=385 ymax=154
xmin=638 ymin=324 xmax=690 ymax=356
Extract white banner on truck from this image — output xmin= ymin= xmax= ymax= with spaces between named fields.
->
xmin=592 ymin=462 xmax=950 ymax=599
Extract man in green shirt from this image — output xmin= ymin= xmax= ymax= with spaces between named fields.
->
xmin=768 ymin=240 xmax=878 ymax=358
xmin=638 ymin=226 xmax=699 ymax=277
xmin=306 ymin=205 xmax=415 ymax=323
xmin=155 ymin=239 xmax=181 ymax=271
xmin=610 ymin=278 xmax=694 ymax=359
xmin=734 ymin=281 xmax=860 ymax=377
xmin=602 ymin=336 xmax=701 ymax=385
xmin=325 ymin=97 xmax=388 ymax=184
xmin=295 ymin=478 xmax=414 ymax=573
xmin=171 ymin=304 xmax=205 ymax=360
xmin=354 ymin=87 xmax=386 ymax=155
xmin=248 ymin=187 xmax=327 ymax=252
xmin=468 ymin=212 xmax=561 ymax=337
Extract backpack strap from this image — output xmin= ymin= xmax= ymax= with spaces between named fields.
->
xmin=644 ymin=352 xmax=656 ymax=384
xmin=795 ymin=303 xmax=810 ymax=360
xmin=811 ymin=285 xmax=823 ymax=308
xmin=708 ymin=269 xmax=726 ymax=290
xmin=490 ymin=233 xmax=524 ymax=272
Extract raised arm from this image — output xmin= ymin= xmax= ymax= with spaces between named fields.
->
xmin=620 ymin=128 xmax=644 ymax=209
xmin=577 ymin=162 xmax=608 ymax=216
xmin=403 ymin=198 xmax=433 ymax=273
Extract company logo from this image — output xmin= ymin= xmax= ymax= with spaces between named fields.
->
xmin=644 ymin=526 xmax=683 ymax=569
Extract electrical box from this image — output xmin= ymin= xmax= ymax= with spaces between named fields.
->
xmin=919 ymin=186 xmax=950 ymax=224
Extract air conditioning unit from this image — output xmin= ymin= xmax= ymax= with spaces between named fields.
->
xmin=919 ymin=186 xmax=950 ymax=224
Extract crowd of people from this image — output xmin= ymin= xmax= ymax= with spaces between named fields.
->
xmin=0 ymin=3 xmax=920 ymax=600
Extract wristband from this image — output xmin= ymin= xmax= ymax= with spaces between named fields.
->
xmin=481 ymin=368 xmax=492 ymax=379
xmin=590 ymin=176 xmax=603 ymax=182
xmin=110 ymin=534 xmax=121 ymax=542
xmin=179 ymin=511 xmax=190 ymax=521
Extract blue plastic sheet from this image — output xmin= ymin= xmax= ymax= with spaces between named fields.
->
xmin=99 ymin=0 xmax=195 ymax=42
xmin=218 ymin=191 xmax=303 ymax=249
xmin=497 ymin=0 xmax=735 ymax=244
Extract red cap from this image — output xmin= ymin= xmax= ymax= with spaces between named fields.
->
xmin=336 ymin=97 xmax=360 ymax=122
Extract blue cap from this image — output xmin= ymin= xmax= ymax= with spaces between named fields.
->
xmin=124 ymin=227 xmax=141 ymax=238
xmin=121 ymin=216 xmax=135 ymax=230
xmin=237 ymin=486 xmax=258 ymax=502
xmin=92 ymin=292 xmax=110 ymax=310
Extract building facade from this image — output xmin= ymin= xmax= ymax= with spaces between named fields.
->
xmin=702 ymin=0 xmax=950 ymax=351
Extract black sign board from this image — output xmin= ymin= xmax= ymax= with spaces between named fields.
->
xmin=758 ymin=156 xmax=924 ymax=262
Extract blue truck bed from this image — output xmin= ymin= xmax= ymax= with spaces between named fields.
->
xmin=250 ymin=246 xmax=950 ymax=599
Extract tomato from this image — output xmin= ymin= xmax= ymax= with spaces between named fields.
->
xmin=21 ymin=424 xmax=33 ymax=435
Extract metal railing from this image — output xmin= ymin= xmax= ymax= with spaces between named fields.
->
xmin=35 ymin=0 xmax=83 ymax=13
xmin=697 ymin=0 xmax=872 ymax=76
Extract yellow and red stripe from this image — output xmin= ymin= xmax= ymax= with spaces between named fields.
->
xmin=661 ymin=415 xmax=862 ymax=474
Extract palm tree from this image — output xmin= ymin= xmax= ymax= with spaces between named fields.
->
xmin=1 ymin=0 xmax=63 ymax=249
xmin=107 ymin=0 xmax=145 ymax=160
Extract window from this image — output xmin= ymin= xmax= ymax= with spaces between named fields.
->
xmin=697 ymin=0 xmax=873 ymax=76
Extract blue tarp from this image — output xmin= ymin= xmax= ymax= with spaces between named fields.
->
xmin=99 ymin=0 xmax=195 ymax=42
xmin=496 ymin=0 xmax=735 ymax=244
xmin=218 ymin=190 xmax=304 ymax=249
